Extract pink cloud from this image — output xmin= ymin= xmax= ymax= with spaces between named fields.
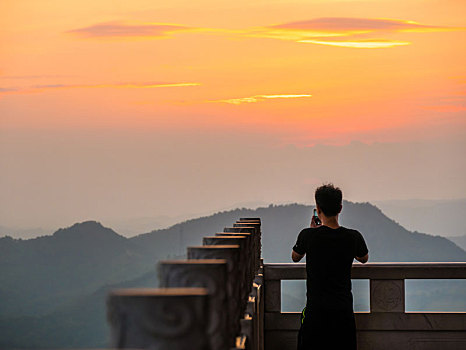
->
xmin=271 ymin=18 xmax=445 ymax=32
xmin=67 ymin=21 xmax=191 ymax=38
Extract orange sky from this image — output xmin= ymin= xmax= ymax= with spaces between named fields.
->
xmin=1 ymin=0 xmax=465 ymax=144
xmin=1 ymin=1 xmax=465 ymax=231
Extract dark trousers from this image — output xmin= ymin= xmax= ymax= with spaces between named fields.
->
xmin=297 ymin=308 xmax=357 ymax=350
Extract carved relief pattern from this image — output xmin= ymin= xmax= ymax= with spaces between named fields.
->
xmin=187 ymin=248 xmax=242 ymax=342
xmin=144 ymin=301 xmax=194 ymax=337
xmin=108 ymin=294 xmax=209 ymax=350
xmin=372 ymin=280 xmax=403 ymax=312
xmin=161 ymin=264 xmax=230 ymax=348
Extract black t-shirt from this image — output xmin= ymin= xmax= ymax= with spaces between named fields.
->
xmin=292 ymin=226 xmax=368 ymax=312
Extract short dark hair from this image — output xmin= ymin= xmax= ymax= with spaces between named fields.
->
xmin=315 ymin=184 xmax=342 ymax=217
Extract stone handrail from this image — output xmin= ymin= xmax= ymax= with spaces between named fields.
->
xmin=105 ymin=220 xmax=466 ymax=350
xmin=265 ymin=262 xmax=466 ymax=279
xmin=264 ymin=262 xmax=466 ymax=350
xmin=107 ymin=218 xmax=264 ymax=350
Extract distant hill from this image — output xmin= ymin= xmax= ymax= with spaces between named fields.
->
xmin=0 ymin=221 xmax=158 ymax=318
xmin=0 ymin=202 xmax=465 ymax=348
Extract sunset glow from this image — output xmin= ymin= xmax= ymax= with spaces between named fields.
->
xmin=1 ymin=0 xmax=464 ymax=141
xmin=1 ymin=0 xmax=466 ymax=228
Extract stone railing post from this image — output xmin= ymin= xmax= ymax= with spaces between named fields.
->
xmin=203 ymin=235 xmax=249 ymax=308
xmin=222 ymin=229 xmax=255 ymax=289
xmin=158 ymin=259 xmax=230 ymax=350
xmin=233 ymin=223 xmax=261 ymax=271
xmin=188 ymin=245 xmax=241 ymax=343
xmin=107 ymin=288 xmax=210 ymax=350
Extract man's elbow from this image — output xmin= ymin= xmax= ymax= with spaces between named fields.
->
xmin=356 ymin=254 xmax=369 ymax=264
xmin=291 ymin=250 xmax=304 ymax=262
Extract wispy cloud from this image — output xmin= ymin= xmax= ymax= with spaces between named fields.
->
xmin=298 ymin=39 xmax=410 ymax=48
xmin=67 ymin=21 xmax=194 ymax=38
xmin=270 ymin=18 xmax=449 ymax=33
xmin=246 ymin=17 xmax=463 ymax=48
xmin=210 ymin=94 xmax=312 ymax=105
xmin=0 ymin=82 xmax=201 ymax=95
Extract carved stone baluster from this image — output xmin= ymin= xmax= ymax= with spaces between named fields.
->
xmin=233 ymin=223 xmax=261 ymax=272
xmin=233 ymin=224 xmax=258 ymax=270
xmin=187 ymin=245 xmax=241 ymax=344
xmin=158 ymin=259 xmax=230 ymax=350
xmin=238 ymin=219 xmax=261 ymax=267
xmin=107 ymin=288 xmax=209 ymax=350
xmin=203 ymin=236 xmax=248 ymax=309
xmin=223 ymin=228 xmax=256 ymax=287
xmin=217 ymin=231 xmax=253 ymax=291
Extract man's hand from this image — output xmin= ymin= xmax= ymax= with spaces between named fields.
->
xmin=310 ymin=215 xmax=321 ymax=228
xmin=355 ymin=254 xmax=369 ymax=264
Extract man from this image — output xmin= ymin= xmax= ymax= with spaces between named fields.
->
xmin=292 ymin=184 xmax=369 ymax=350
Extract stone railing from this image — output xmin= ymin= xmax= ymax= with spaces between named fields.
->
xmin=264 ymin=262 xmax=466 ymax=350
xmin=107 ymin=218 xmax=264 ymax=350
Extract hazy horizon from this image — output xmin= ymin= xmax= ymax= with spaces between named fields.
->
xmin=2 ymin=197 xmax=465 ymax=240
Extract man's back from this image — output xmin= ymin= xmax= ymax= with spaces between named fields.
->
xmin=293 ymin=226 xmax=368 ymax=311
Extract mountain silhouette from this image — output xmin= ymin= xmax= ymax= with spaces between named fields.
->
xmin=0 ymin=221 xmax=157 ymax=318
xmin=0 ymin=202 xmax=465 ymax=348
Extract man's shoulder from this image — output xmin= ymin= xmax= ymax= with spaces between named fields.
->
xmin=339 ymin=226 xmax=365 ymax=239
xmin=299 ymin=227 xmax=321 ymax=235
xmin=339 ymin=226 xmax=360 ymax=233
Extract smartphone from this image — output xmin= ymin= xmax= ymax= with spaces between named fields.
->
xmin=313 ymin=208 xmax=321 ymax=226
